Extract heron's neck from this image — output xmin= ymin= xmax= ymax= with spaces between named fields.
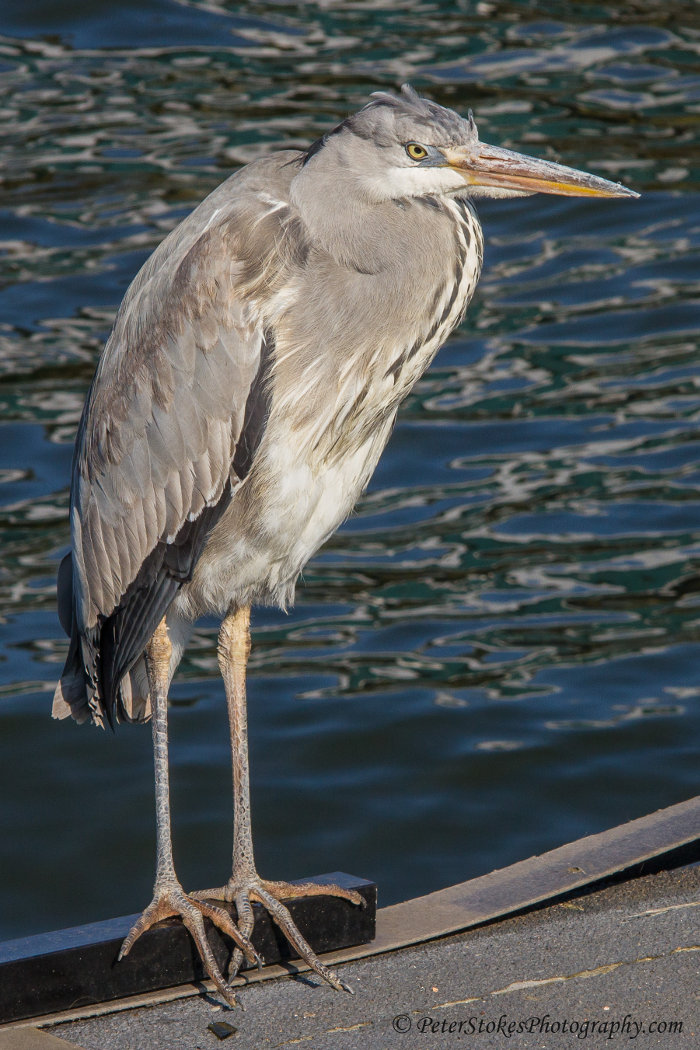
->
xmin=290 ymin=164 xmax=397 ymax=273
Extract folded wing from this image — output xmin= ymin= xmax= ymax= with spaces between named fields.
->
xmin=54 ymin=199 xmax=274 ymax=726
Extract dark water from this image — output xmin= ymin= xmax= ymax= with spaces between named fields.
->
xmin=1 ymin=1 xmax=698 ymax=941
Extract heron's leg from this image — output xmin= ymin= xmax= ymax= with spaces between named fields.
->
xmin=192 ymin=605 xmax=362 ymax=993
xmin=118 ymin=616 xmax=260 ymax=1005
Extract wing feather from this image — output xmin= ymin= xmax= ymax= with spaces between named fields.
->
xmin=55 ymin=179 xmax=283 ymax=725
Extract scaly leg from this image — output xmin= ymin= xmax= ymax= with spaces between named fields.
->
xmin=118 ymin=617 xmax=260 ymax=1005
xmin=192 ymin=605 xmax=362 ymax=991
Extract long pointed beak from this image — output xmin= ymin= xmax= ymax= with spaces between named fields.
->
xmin=444 ymin=141 xmax=639 ymax=199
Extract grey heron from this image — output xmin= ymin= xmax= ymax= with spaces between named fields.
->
xmin=54 ymin=85 xmax=638 ymax=1002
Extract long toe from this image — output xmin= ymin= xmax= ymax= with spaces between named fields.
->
xmin=118 ymin=884 xmax=260 ymax=1005
xmin=251 ymin=882 xmax=354 ymax=992
xmin=227 ymin=891 xmax=256 ymax=980
xmin=260 ymin=877 xmax=364 ymax=909
xmin=190 ymin=884 xmax=235 ymax=903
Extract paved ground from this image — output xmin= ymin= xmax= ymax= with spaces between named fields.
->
xmin=48 ymin=865 xmax=698 ymax=1050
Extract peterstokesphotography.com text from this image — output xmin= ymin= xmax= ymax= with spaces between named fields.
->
xmin=391 ymin=1012 xmax=684 ymax=1040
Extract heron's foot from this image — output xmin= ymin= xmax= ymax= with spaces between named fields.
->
xmin=118 ymin=880 xmax=261 ymax=1006
xmin=192 ymin=875 xmax=363 ymax=991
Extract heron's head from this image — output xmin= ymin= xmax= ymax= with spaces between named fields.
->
xmin=299 ymin=84 xmax=638 ymax=204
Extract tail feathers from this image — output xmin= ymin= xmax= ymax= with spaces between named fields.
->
xmin=52 ymin=643 xmax=151 ymax=726
xmin=53 ymin=551 xmax=152 ymax=727
xmin=52 ymin=627 xmax=94 ymax=725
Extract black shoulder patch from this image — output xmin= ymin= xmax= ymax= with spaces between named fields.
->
xmin=302 ymin=114 xmax=360 ymax=166
xmin=303 ymin=133 xmax=329 ymax=166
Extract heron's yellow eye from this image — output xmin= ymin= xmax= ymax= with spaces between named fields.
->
xmin=406 ymin=142 xmax=428 ymax=161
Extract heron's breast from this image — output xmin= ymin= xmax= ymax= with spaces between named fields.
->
xmin=260 ymin=413 xmax=393 ymax=556
xmin=184 ymin=412 xmax=393 ymax=615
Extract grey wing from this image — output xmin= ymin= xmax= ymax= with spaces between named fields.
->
xmin=54 ymin=213 xmax=272 ymax=727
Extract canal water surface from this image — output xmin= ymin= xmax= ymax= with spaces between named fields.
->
xmin=0 ymin=0 xmax=698 ymax=940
